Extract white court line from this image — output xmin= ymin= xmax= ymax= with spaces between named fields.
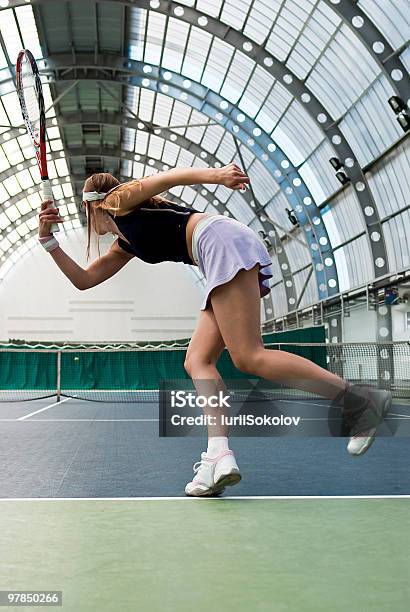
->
xmin=18 ymin=397 xmax=71 ymax=421
xmin=1 ymin=415 xmax=409 ymax=423
xmin=277 ymin=399 xmax=328 ymax=408
xmin=0 ymin=418 xmax=159 ymax=422
xmin=0 ymin=495 xmax=408 ymax=501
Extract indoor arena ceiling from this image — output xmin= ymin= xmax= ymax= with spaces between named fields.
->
xmin=0 ymin=0 xmax=409 ymax=318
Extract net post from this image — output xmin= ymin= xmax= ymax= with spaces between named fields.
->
xmin=56 ymin=350 xmax=62 ymax=402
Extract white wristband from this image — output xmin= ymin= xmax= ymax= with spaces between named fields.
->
xmin=38 ymin=235 xmax=59 ymax=253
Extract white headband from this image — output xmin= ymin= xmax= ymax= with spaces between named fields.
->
xmin=82 ymin=191 xmax=107 ymax=202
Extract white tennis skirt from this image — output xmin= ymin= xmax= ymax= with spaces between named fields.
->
xmin=191 ymin=215 xmax=273 ymax=310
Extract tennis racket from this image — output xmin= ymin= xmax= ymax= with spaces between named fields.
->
xmin=16 ymin=49 xmax=59 ymax=233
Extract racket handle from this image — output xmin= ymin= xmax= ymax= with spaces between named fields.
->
xmin=42 ymin=179 xmax=60 ymax=233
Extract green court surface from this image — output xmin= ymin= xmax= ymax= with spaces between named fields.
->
xmin=1 ymin=498 xmax=409 ymax=612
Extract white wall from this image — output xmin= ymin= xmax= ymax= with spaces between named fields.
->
xmin=341 ymin=306 xmax=377 ymax=342
xmin=328 ymin=289 xmax=410 ymax=343
xmin=0 ymin=229 xmax=204 ymax=343
xmin=392 ymin=288 xmax=410 ymax=341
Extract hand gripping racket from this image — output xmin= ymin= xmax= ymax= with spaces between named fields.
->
xmin=16 ymin=49 xmax=59 ymax=233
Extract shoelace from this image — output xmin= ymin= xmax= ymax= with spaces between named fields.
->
xmin=193 ymin=460 xmax=205 ymax=473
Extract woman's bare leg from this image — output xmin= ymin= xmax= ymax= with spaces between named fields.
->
xmin=184 ymin=305 xmax=229 ymax=438
xmin=210 ymin=265 xmax=348 ymax=400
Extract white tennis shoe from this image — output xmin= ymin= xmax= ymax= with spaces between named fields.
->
xmin=185 ymin=450 xmax=241 ymax=497
xmin=345 ymin=387 xmax=392 ymax=456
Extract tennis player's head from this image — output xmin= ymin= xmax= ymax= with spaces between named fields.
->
xmin=82 ymin=171 xmax=174 ymax=259
xmin=82 ymin=172 xmax=126 ymax=259
xmin=82 ymin=173 xmax=147 ymax=258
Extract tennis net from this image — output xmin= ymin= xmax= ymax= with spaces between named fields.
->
xmin=0 ymin=342 xmax=408 ymax=402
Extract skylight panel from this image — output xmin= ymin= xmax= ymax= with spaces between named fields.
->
xmin=130 ymin=162 xmax=142 ymax=178
xmin=220 ymin=0 xmax=251 ymax=30
xmin=255 ymin=81 xmax=293 ymax=134
xmin=67 ymin=201 xmax=77 ymax=215
xmin=26 ymin=216 xmax=38 ymax=231
xmin=138 ymin=89 xmax=155 ymax=123
xmin=202 ymin=39 xmax=234 ymax=92
xmin=0 ymin=45 xmax=8 ymax=70
xmin=185 ymin=124 xmax=206 ymax=144
xmin=0 ymin=212 xmax=8 ymax=229
xmin=220 ymin=51 xmax=254 ymax=105
xmin=0 ymin=102 xmax=10 ymax=138
xmin=248 ymin=158 xmax=278 ymax=203
xmin=177 ymin=148 xmax=195 ymax=167
xmin=5 ymin=204 xmax=19 ymax=223
xmin=181 ymin=27 xmax=212 ymax=82
xmin=55 ymin=158 xmax=69 ymax=176
xmin=161 ymin=18 xmax=189 ymax=73
xmin=226 ymin=190 xmax=254 ymax=224
xmin=401 ymin=47 xmax=410 ymax=73
xmin=359 ymin=0 xmax=409 ymax=48
xmin=62 ymin=183 xmax=73 ymax=198
xmin=238 ymin=66 xmax=275 ymax=120
xmin=287 ymin=4 xmax=340 ymax=79
xmin=306 ymin=24 xmax=381 ymax=117
xmin=265 ymin=23 xmax=294 ymax=62
xmin=27 ymin=192 xmax=41 ymax=209
xmin=168 ymin=99 xmax=192 ymax=129
xmin=15 ymin=5 xmax=42 ymax=59
xmin=0 ymin=236 xmax=12 ymax=252
xmin=0 ymin=181 xmax=8 ymax=203
xmin=49 ymin=139 xmax=63 ymax=152
xmin=42 ymin=84 xmax=56 ymax=118
xmin=145 ymin=11 xmax=166 ymax=65
xmin=162 ymin=141 xmax=179 ymax=165
xmin=298 ymin=160 xmax=328 ymax=205
xmin=201 ymin=124 xmax=225 ymax=154
xmin=47 ymin=126 xmax=61 ymax=140
xmin=28 ymin=166 xmax=41 ymax=185
xmin=215 ymin=132 xmax=236 ymax=163
xmin=1 ymin=91 xmax=22 ymax=125
xmin=243 ymin=0 xmax=281 ymax=46
xmin=152 ymin=94 xmax=173 ymax=127
xmin=3 ymin=139 xmax=23 ymax=165
xmin=147 ymin=134 xmax=164 ymax=160
xmin=0 ymin=9 xmax=23 ymax=65
xmin=135 ymin=130 xmax=149 ymax=154
xmin=272 ymin=99 xmax=324 ymax=165
xmin=16 ymin=169 xmax=34 ymax=190
xmin=0 ymin=147 xmax=10 ymax=172
xmin=286 ymin=239 xmax=310 ymax=270
xmin=128 ymin=7 xmax=147 ymax=61
xmin=17 ymin=133 xmax=34 ymax=158
xmin=196 ymin=0 xmax=223 ymax=19
xmin=16 ymin=222 xmax=30 ymax=237
xmin=3 ymin=175 xmax=20 ymax=197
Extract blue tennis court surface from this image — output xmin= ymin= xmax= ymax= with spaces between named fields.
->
xmin=0 ymin=397 xmax=409 ymax=498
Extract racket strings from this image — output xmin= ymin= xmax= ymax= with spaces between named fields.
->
xmin=19 ymin=56 xmax=41 ymax=133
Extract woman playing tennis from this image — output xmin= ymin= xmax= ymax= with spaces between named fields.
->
xmin=38 ymin=164 xmax=391 ymax=496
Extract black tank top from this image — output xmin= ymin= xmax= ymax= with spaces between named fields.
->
xmin=108 ymin=201 xmax=200 ymax=264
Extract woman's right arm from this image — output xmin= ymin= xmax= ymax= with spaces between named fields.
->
xmin=49 ymin=241 xmax=133 ymax=290
xmin=39 ymin=201 xmax=134 ymax=290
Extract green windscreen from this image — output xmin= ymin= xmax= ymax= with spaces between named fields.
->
xmin=6 ymin=327 xmax=408 ymax=402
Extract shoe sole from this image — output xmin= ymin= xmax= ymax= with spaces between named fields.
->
xmin=348 ymin=392 xmax=392 ymax=456
xmin=185 ymin=486 xmax=225 ymax=497
xmin=185 ymin=470 xmax=242 ymax=497
xmin=215 ymin=470 xmax=242 ymax=488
